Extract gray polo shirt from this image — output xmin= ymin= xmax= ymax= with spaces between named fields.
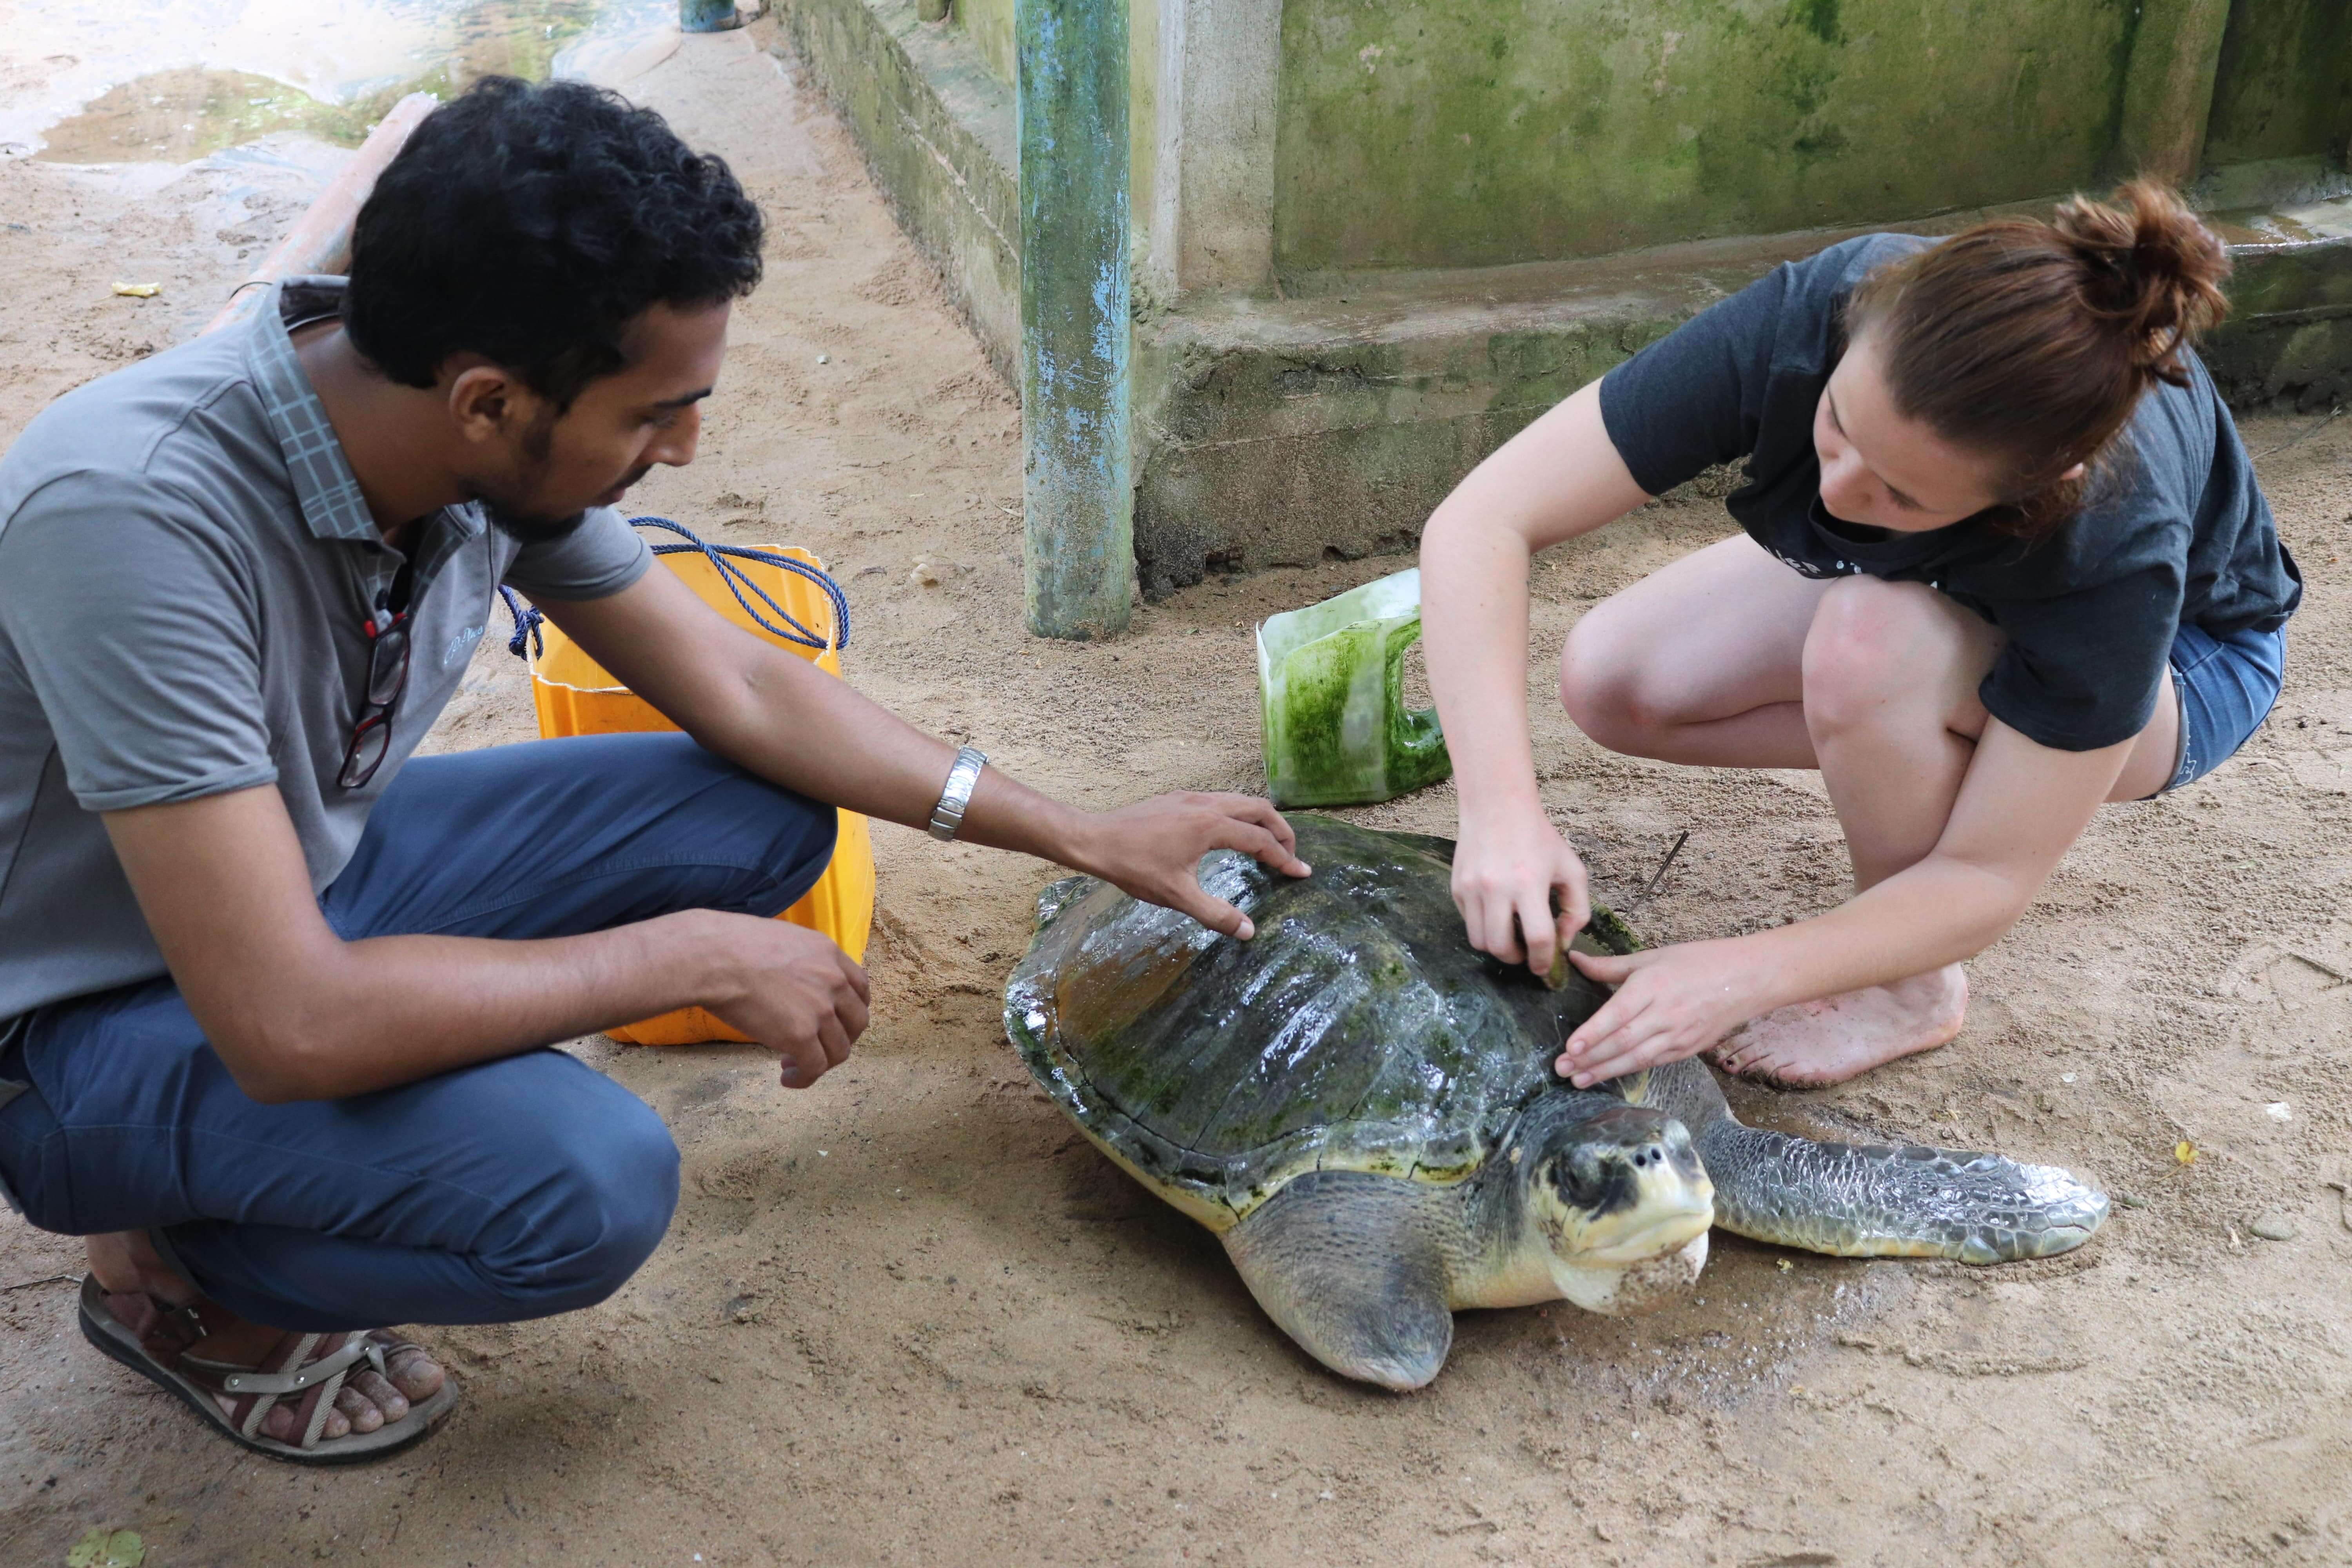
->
xmin=0 ymin=277 xmax=652 ymax=1022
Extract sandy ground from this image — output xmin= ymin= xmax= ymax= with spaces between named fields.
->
xmin=5 ymin=25 xmax=2351 ymax=1567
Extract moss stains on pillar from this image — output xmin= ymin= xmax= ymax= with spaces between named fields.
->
xmin=1019 ymin=0 xmax=1134 ymax=638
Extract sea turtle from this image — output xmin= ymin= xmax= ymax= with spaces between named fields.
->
xmin=1005 ymin=815 xmax=2109 ymax=1390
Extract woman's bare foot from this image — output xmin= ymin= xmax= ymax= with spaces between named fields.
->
xmin=85 ymin=1230 xmax=445 ymax=1443
xmin=1708 ymin=964 xmax=1968 ymax=1088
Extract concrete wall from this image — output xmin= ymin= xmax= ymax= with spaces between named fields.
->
xmin=927 ymin=0 xmax=2347 ymax=293
xmin=957 ymin=0 xmax=1016 ymax=82
xmin=778 ymin=0 xmax=1023 ymax=383
xmin=2205 ymin=0 xmax=2352 ymax=167
xmin=1271 ymin=0 xmax=2148 ymax=278
xmin=779 ymin=0 xmax=2352 ymax=603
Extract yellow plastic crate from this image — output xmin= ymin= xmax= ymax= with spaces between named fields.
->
xmin=524 ymin=543 xmax=875 ymax=1045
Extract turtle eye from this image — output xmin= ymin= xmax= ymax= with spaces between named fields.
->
xmin=1548 ymin=1145 xmax=1637 ymax=1215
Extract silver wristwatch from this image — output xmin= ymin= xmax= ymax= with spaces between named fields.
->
xmin=928 ymin=745 xmax=987 ymax=841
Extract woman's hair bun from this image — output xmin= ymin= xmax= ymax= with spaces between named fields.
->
xmin=1847 ymin=180 xmax=2236 ymax=541
xmin=2050 ymin=179 xmax=2231 ymax=386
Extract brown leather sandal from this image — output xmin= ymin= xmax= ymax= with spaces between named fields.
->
xmin=77 ymin=1275 xmax=458 ymax=1463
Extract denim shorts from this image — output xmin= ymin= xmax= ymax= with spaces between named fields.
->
xmin=2162 ymin=621 xmax=2287 ymax=793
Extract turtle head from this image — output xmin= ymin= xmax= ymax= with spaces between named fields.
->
xmin=1524 ymin=1103 xmax=1715 ymax=1316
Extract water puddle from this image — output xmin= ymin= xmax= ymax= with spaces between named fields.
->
xmin=2209 ymin=193 xmax=2352 ymax=249
xmin=0 ymin=0 xmax=677 ymax=163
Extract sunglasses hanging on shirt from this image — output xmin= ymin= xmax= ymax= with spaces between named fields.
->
xmin=338 ymin=561 xmax=416 ymax=790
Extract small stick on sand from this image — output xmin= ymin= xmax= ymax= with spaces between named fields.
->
xmin=1625 ymin=830 xmax=1690 ymax=913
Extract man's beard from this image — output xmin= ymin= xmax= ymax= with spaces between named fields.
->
xmin=472 ymin=414 xmax=646 ymax=544
xmin=481 ymin=463 xmax=652 ymax=544
xmin=483 ymin=500 xmax=593 ymax=545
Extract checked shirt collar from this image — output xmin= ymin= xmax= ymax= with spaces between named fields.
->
xmin=243 ymin=277 xmax=486 ymax=554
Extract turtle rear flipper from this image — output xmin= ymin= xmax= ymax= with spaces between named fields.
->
xmin=1695 ymin=1121 xmax=2110 ymax=1263
xmin=1224 ymin=1170 xmax=1454 ymax=1391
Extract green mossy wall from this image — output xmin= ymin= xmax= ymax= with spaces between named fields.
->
xmin=2203 ymin=0 xmax=2352 ymax=167
xmin=1272 ymin=0 xmax=2145 ymax=275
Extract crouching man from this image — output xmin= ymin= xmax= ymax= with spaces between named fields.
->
xmin=0 ymin=77 xmax=1305 ymax=1461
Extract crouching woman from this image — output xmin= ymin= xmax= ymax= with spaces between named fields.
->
xmin=1418 ymin=182 xmax=2298 ymax=1090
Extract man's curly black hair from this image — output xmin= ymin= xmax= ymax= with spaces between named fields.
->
xmin=344 ymin=76 xmax=764 ymax=409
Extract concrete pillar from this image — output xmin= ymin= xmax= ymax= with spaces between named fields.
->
xmin=1147 ymin=0 xmax=1282 ymax=300
xmin=2114 ymin=0 xmax=2233 ymax=186
xmin=1018 ymin=0 xmax=1132 ymax=638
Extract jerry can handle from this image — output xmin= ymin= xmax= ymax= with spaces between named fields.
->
xmin=1385 ymin=615 xmax=1446 ymax=762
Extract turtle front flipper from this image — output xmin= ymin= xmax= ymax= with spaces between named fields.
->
xmin=1223 ymin=1170 xmax=1455 ymax=1391
xmin=1693 ymin=1119 xmax=2110 ymax=1263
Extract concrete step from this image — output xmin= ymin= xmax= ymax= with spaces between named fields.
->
xmin=1133 ymin=206 xmax=2352 ymax=593
xmin=2203 ymin=193 xmax=2352 ymax=412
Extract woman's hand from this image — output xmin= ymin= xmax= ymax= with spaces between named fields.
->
xmin=1417 ymin=379 xmax=1650 ymax=980
xmin=1554 ymin=938 xmax=1774 ymax=1086
xmin=1067 ymin=792 xmax=1311 ymax=938
xmin=1451 ymin=806 xmax=1590 ymax=978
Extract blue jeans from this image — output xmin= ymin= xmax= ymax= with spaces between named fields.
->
xmin=2163 ymin=622 xmax=2287 ymax=793
xmin=0 ymin=733 xmax=836 ymax=1331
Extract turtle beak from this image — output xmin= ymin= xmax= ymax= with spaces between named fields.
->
xmin=1578 ymin=1172 xmax=1715 ymax=1264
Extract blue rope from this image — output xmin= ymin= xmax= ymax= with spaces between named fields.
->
xmin=499 ymin=584 xmax=543 ymax=659
xmin=631 ymin=515 xmax=850 ymax=652
xmin=499 ymin=515 xmax=850 ymax=660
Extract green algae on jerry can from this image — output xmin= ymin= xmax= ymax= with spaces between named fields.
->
xmin=1258 ymin=567 xmax=1450 ymax=808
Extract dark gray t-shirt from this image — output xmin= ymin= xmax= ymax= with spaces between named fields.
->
xmin=1599 ymin=233 xmax=2301 ymax=752
xmin=0 ymin=278 xmax=652 ymax=1020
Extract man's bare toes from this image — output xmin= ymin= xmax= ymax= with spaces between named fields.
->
xmin=260 ymin=1401 xmax=351 ymax=1442
xmin=348 ymin=1368 xmax=410 ymax=1421
xmin=382 ymin=1343 xmax=445 ymax=1401
xmin=336 ymin=1384 xmax=387 ymax=1434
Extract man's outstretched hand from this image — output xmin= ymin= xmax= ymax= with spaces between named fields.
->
xmin=1067 ymin=793 xmax=1311 ymax=938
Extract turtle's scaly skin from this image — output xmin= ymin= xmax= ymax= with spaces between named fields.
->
xmin=1006 ymin=820 xmax=1619 ymax=1230
xmin=1686 ymin=1121 xmax=2112 ymax=1263
xmin=1618 ymin=1056 xmax=2110 ymax=1264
